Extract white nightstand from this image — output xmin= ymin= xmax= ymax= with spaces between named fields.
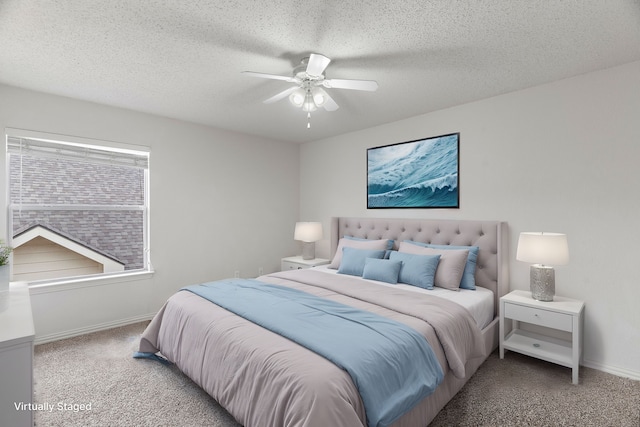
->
xmin=281 ymin=256 xmax=330 ymax=271
xmin=499 ymin=290 xmax=584 ymax=385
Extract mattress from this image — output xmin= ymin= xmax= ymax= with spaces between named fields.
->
xmin=313 ymin=265 xmax=495 ymax=329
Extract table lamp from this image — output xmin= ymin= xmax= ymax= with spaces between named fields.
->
xmin=294 ymin=222 xmax=323 ymax=260
xmin=516 ymin=232 xmax=569 ymax=301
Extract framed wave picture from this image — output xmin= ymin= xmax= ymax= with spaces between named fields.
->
xmin=367 ymin=133 xmax=460 ymax=209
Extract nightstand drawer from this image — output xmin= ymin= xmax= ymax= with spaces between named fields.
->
xmin=281 ymin=257 xmax=330 ymax=271
xmin=504 ymin=303 xmax=573 ymax=332
xmin=281 ymin=261 xmax=306 ymax=270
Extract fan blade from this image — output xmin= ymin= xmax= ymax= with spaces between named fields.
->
xmin=306 ymin=54 xmax=331 ymax=77
xmin=314 ymin=88 xmax=339 ymax=111
xmin=323 ymin=78 xmax=378 ymax=92
xmin=242 ymin=71 xmax=296 ymax=83
xmin=263 ymin=86 xmax=299 ymax=104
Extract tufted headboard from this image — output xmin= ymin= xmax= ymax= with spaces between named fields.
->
xmin=330 ymin=217 xmax=509 ymax=317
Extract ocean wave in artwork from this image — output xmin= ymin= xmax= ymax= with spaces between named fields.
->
xmin=367 ymin=134 xmax=458 ymax=208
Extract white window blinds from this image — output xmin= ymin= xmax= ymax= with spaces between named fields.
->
xmin=6 ymin=136 xmax=149 ymax=169
xmin=6 ymin=130 xmax=151 ymax=282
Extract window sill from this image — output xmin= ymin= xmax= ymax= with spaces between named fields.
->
xmin=24 ymin=270 xmax=154 ymax=295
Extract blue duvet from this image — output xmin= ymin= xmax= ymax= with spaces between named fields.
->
xmin=183 ymin=279 xmax=444 ymax=427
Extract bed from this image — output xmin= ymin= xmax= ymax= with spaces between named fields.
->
xmin=138 ymin=217 xmax=509 ymax=427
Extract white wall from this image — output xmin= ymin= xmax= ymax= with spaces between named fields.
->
xmin=300 ymin=61 xmax=640 ymax=379
xmin=0 ymin=84 xmax=300 ymax=342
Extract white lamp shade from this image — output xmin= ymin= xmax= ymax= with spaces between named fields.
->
xmin=294 ymin=222 xmax=323 ymax=242
xmin=516 ymin=232 xmax=569 ymax=266
xmin=301 ymin=92 xmax=318 ymax=112
xmin=289 ymin=89 xmax=305 ymax=107
xmin=312 ymin=88 xmax=325 ymax=106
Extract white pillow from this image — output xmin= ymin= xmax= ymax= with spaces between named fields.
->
xmin=398 ymin=241 xmax=469 ymax=290
xmin=328 ymin=238 xmax=391 ymax=269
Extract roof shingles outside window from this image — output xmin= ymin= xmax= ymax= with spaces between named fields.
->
xmin=10 ymin=155 xmax=145 ymax=270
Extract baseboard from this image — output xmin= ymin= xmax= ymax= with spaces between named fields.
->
xmin=582 ymin=358 xmax=640 ymax=381
xmin=34 ymin=313 xmax=156 ymax=345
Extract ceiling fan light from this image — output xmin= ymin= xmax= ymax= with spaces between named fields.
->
xmin=289 ymin=89 xmax=305 ymax=107
xmin=290 ymin=93 xmax=304 ymax=107
xmin=302 ymin=92 xmax=317 ymax=112
xmin=313 ymin=92 xmax=325 ymax=107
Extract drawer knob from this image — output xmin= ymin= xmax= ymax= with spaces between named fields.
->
xmin=533 ymin=343 xmax=541 ymax=348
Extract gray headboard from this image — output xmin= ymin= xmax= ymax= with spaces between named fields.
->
xmin=330 ymin=217 xmax=509 ymax=317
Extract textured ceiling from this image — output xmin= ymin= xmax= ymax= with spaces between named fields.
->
xmin=1 ymin=0 xmax=639 ymax=143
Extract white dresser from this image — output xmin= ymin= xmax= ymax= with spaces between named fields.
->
xmin=0 ymin=283 xmax=35 ymax=426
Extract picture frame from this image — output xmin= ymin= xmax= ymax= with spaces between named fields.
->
xmin=367 ymin=133 xmax=459 ymax=209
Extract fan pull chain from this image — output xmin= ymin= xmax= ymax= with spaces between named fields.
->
xmin=307 ymin=112 xmax=311 ymax=129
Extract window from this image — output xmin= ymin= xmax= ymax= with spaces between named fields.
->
xmin=6 ymin=130 xmax=150 ymax=283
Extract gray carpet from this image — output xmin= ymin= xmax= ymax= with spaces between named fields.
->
xmin=33 ymin=322 xmax=639 ymax=427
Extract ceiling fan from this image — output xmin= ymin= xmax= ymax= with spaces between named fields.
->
xmin=242 ymin=53 xmax=378 ymax=128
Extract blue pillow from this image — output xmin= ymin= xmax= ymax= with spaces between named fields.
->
xmin=362 ymin=258 xmax=402 ymax=284
xmin=337 ymin=247 xmax=386 ymax=277
xmin=344 ymin=235 xmax=394 ymax=258
xmin=403 ymin=241 xmax=479 ymax=290
xmin=389 ymin=251 xmax=441 ymax=289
